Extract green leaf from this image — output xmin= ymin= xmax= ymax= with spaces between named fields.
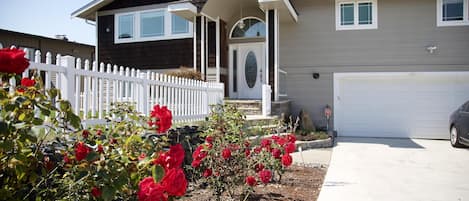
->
xmin=101 ymin=186 xmax=114 ymax=201
xmin=32 ymin=118 xmax=44 ymax=125
xmin=18 ymin=113 xmax=26 ymax=121
xmin=69 ymin=112 xmax=82 ymax=129
xmin=152 ymin=165 xmax=165 ymax=183
xmin=59 ymin=101 xmax=71 ymax=112
xmin=85 ymin=152 xmax=99 ymax=162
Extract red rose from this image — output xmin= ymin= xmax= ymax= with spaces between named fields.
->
xmin=287 ymin=134 xmax=296 ymax=143
xmin=20 ymin=78 xmax=35 ymax=87
xmin=254 ymin=147 xmax=262 ymax=154
xmin=284 ymin=142 xmax=296 ymax=154
xmin=75 ymin=142 xmax=90 ymax=161
xmin=191 ymin=159 xmax=201 ymax=168
xmin=63 ymin=153 xmax=71 ymax=164
xmin=272 ymin=136 xmax=287 ymax=146
xmin=149 ymin=105 xmax=173 ymax=133
xmin=97 ymin=144 xmax=104 ymax=154
xmin=203 ymin=168 xmax=212 ymax=177
xmin=82 ymin=130 xmax=90 ymax=138
xmin=110 ymin=138 xmax=117 ymax=144
xmin=245 ymin=149 xmax=251 ymax=157
xmin=244 ymin=141 xmax=250 ymax=147
xmin=96 ymin=129 xmax=102 ymax=136
xmin=281 ymin=154 xmax=293 ymax=167
xmin=192 ymin=145 xmax=207 ymax=161
xmin=139 ymin=153 xmax=146 ymax=161
xmin=138 ymin=177 xmax=167 ymax=201
xmin=154 ymin=144 xmax=185 ymax=170
xmin=160 ymin=168 xmax=187 ymax=197
xmin=255 ymin=163 xmax=265 ymax=172
xmin=245 ymin=176 xmax=257 ymax=186
xmin=205 ymin=136 xmax=213 ymax=144
xmin=91 ymin=187 xmax=102 ymax=197
xmin=272 ymin=148 xmax=281 ymax=159
xmin=222 ymin=148 xmax=231 ymax=159
xmin=258 ymin=170 xmax=272 ymax=184
xmin=0 ymin=48 xmax=29 ymax=74
xmin=261 ymin=139 xmax=271 ymax=148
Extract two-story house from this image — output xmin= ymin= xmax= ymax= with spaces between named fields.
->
xmin=73 ymin=0 xmax=469 ymax=140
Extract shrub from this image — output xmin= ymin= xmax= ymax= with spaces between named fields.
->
xmin=191 ymin=105 xmax=296 ymax=200
xmin=166 ymin=67 xmax=202 ymax=81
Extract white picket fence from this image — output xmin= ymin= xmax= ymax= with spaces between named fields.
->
xmin=15 ymin=48 xmax=224 ymax=125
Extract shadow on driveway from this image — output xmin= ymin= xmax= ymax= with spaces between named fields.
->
xmin=335 ymin=137 xmax=426 ymax=149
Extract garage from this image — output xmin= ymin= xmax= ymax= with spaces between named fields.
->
xmin=333 ymin=72 xmax=469 ymax=139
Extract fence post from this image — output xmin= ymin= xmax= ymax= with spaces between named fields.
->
xmin=262 ymin=84 xmax=272 ymax=116
xmin=60 ymin=56 xmax=76 ymax=106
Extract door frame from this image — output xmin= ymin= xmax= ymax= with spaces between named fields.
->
xmin=229 ymin=42 xmax=266 ymax=99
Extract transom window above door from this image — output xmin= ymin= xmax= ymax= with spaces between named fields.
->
xmin=335 ymin=0 xmax=378 ymax=30
xmin=437 ymin=0 xmax=469 ymax=26
xmin=230 ymin=17 xmax=266 ymax=39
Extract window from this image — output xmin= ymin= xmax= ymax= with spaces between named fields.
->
xmin=231 ymin=18 xmax=266 ymax=39
xmin=118 ymin=14 xmax=134 ymax=39
xmin=336 ymin=0 xmax=378 ymax=30
xmin=172 ymin=14 xmax=189 ymax=34
xmin=140 ymin=11 xmax=164 ymax=37
xmin=115 ymin=8 xmax=192 ymax=43
xmin=437 ymin=0 xmax=469 ymax=26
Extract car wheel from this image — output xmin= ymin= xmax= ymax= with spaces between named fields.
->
xmin=450 ymin=126 xmax=464 ymax=148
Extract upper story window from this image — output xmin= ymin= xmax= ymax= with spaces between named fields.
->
xmin=230 ymin=17 xmax=266 ymax=39
xmin=115 ymin=8 xmax=192 ymax=43
xmin=437 ymin=0 xmax=469 ymax=26
xmin=335 ymin=0 xmax=378 ymax=30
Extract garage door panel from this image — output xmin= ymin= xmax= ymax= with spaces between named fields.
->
xmin=335 ymin=72 xmax=469 ymax=139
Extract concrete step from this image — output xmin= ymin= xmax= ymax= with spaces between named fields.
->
xmin=226 ymin=99 xmax=263 ymax=115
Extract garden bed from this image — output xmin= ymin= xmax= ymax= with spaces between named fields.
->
xmin=182 ymin=165 xmax=327 ymax=201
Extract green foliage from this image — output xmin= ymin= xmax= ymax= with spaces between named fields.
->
xmin=0 ymin=72 xmax=81 ymax=200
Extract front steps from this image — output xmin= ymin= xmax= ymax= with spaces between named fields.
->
xmin=225 ymin=99 xmax=284 ymax=135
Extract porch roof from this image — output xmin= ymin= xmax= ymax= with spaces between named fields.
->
xmin=201 ymin=0 xmax=298 ymax=22
xmin=72 ymin=0 xmax=199 ymax=21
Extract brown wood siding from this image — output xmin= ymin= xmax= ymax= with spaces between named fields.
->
xmin=100 ymin=0 xmax=177 ymax=11
xmin=98 ymin=15 xmax=193 ymax=70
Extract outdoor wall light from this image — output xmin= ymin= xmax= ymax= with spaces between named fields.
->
xmin=106 ymin=28 xmax=110 ymax=33
xmin=312 ymin=73 xmax=320 ymax=79
xmin=426 ymin=45 xmax=437 ymax=54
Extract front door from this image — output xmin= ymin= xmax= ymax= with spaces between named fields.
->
xmin=230 ymin=43 xmax=265 ymax=99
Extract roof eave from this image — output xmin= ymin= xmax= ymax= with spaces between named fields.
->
xmin=71 ymin=0 xmax=114 ymax=21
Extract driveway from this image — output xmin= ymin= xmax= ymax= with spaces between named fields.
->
xmin=318 ymin=137 xmax=469 ymax=201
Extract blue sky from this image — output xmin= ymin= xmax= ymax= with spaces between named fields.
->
xmin=0 ymin=0 xmax=95 ymax=45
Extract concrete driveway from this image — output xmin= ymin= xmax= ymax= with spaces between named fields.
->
xmin=318 ymin=137 xmax=469 ymax=201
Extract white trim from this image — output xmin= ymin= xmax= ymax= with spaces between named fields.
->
xmin=335 ymin=0 xmax=378 ymax=31
xmin=193 ymin=15 xmax=197 ymax=71
xmin=201 ymin=16 xmax=205 ymax=78
xmin=216 ymin=17 xmax=221 ymax=83
xmin=258 ymin=0 xmax=298 ymax=22
xmin=436 ymin=0 xmax=469 ymax=27
xmin=167 ymin=2 xmax=197 ymax=21
xmin=114 ymin=7 xmax=193 ymax=44
xmin=229 ymin=17 xmax=266 ymax=39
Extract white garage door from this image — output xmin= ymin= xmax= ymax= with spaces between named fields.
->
xmin=334 ymin=72 xmax=469 ymax=139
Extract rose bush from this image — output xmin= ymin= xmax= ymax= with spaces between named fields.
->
xmin=191 ymin=105 xmax=296 ymax=200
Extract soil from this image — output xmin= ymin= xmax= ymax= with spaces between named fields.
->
xmin=295 ymin=134 xmax=328 ymax=141
xmin=182 ymin=165 xmax=327 ymax=201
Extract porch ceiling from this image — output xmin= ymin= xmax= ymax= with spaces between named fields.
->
xmin=201 ymin=0 xmax=260 ymax=21
xmin=201 ymin=0 xmax=298 ymax=22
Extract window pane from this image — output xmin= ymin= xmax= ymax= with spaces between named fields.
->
xmin=359 ymin=2 xmax=372 ymax=24
xmin=172 ymin=14 xmax=189 ymax=34
xmin=443 ymin=0 xmax=464 ymax=21
xmin=341 ymin=3 xmax=354 ymax=25
xmin=118 ymin=14 xmax=134 ymax=39
xmin=140 ymin=11 xmax=164 ymax=37
xmin=231 ymin=18 xmax=266 ymax=38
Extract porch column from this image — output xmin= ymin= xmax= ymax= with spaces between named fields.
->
xmin=266 ymin=9 xmax=278 ymax=101
xmin=193 ymin=15 xmax=197 ymax=71
xmin=201 ymin=16 xmax=205 ymax=80
xmin=216 ymin=17 xmax=221 ymax=83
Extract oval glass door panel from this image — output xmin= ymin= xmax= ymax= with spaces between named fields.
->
xmin=245 ymin=51 xmax=257 ymax=88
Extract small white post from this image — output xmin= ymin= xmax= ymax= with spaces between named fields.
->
xmin=98 ymin=63 xmax=105 ymax=119
xmin=91 ymin=61 xmax=98 ymax=117
xmin=106 ymin=64 xmax=112 ymax=115
xmin=144 ymin=71 xmax=150 ymax=114
xmin=60 ymin=55 xmax=76 ymax=108
xmin=262 ymin=84 xmax=272 ymax=117
xmin=22 ymin=48 xmax=30 ymax=78
xmin=45 ymin=52 xmax=52 ymax=89
xmin=83 ymin=60 xmax=90 ymax=119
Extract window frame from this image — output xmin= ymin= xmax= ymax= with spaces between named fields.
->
xmin=437 ymin=0 xmax=469 ymax=27
xmin=335 ymin=0 xmax=378 ymax=31
xmin=114 ymin=8 xmax=193 ymax=44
